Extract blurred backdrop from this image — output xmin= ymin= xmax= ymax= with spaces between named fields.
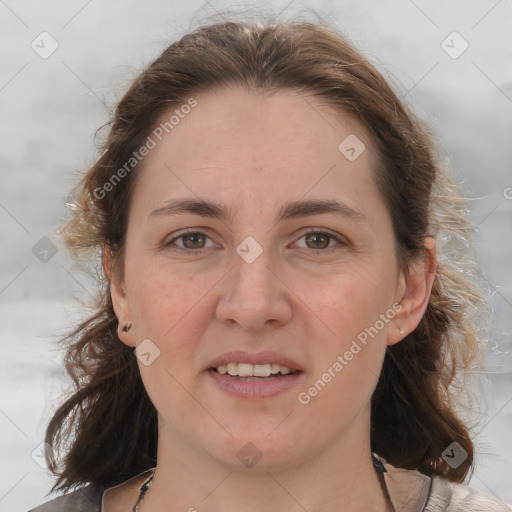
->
xmin=1 ymin=0 xmax=511 ymax=509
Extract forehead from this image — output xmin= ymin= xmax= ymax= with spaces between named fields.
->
xmin=153 ymin=86 xmax=374 ymax=165
xmin=131 ymin=86 xmax=381 ymax=218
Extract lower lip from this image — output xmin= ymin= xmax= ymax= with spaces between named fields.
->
xmin=207 ymin=369 xmax=304 ymax=398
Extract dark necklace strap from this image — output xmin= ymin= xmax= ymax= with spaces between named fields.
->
xmin=372 ymin=453 xmax=388 ymax=474
xmin=132 ymin=469 xmax=155 ymax=512
xmin=132 ymin=460 xmax=392 ymax=511
xmin=371 ymin=454 xmax=396 ymax=512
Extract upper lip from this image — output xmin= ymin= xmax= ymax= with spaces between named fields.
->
xmin=207 ymin=350 xmax=303 ymax=372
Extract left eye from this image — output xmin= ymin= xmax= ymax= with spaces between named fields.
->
xmin=294 ymin=231 xmax=344 ymax=251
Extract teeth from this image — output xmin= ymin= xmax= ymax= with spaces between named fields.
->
xmin=215 ymin=363 xmax=296 ymax=377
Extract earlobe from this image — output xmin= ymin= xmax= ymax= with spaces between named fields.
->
xmin=103 ymin=245 xmax=136 ymax=347
xmin=387 ymin=237 xmax=437 ymax=346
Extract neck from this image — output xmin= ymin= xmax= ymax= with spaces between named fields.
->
xmin=141 ymin=416 xmax=390 ymax=512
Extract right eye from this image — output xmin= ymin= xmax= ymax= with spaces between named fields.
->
xmin=164 ymin=230 xmax=216 ymax=254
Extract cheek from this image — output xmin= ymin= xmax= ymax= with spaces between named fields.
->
xmin=124 ymin=260 xmax=216 ymax=414
xmin=297 ymin=264 xmax=395 ymax=409
xmin=125 ymin=258 xmax=215 ymax=355
xmin=311 ymin=263 xmax=394 ymax=343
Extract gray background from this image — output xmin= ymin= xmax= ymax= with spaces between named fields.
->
xmin=1 ymin=0 xmax=511 ymax=510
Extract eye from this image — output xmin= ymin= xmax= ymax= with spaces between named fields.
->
xmin=163 ymin=229 xmax=347 ymax=255
xmin=294 ymin=230 xmax=346 ymax=252
xmin=164 ymin=231 xmax=215 ymax=253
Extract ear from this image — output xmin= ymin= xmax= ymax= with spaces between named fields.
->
xmin=387 ymin=237 xmax=437 ymax=346
xmin=103 ymin=245 xmax=136 ymax=347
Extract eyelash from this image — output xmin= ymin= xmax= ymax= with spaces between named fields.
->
xmin=163 ymin=229 xmax=347 ymax=255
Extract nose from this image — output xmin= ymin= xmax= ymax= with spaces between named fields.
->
xmin=215 ymin=245 xmax=293 ymax=332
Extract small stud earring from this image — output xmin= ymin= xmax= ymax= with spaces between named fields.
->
xmin=122 ymin=323 xmax=133 ymax=332
xmin=399 ymin=327 xmax=405 ymax=335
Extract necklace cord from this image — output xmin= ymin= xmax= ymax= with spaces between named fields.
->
xmin=131 ymin=458 xmax=394 ymax=511
xmin=132 ymin=471 xmax=154 ymax=512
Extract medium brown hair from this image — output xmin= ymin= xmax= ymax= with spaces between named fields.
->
xmin=45 ymin=18 xmax=489 ymax=493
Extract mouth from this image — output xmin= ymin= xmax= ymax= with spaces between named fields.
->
xmin=207 ymin=362 xmax=304 ymax=398
xmin=210 ymin=362 xmax=300 ymax=379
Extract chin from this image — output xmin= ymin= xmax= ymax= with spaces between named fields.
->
xmin=206 ymin=430 xmax=301 ymax=473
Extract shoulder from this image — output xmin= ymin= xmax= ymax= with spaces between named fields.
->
xmin=425 ymin=476 xmax=511 ymax=512
xmin=27 ymin=484 xmax=105 ymax=512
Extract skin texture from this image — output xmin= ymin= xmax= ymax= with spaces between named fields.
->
xmin=106 ymin=86 xmax=436 ymax=512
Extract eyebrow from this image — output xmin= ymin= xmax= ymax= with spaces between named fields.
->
xmin=149 ymin=198 xmax=367 ymax=224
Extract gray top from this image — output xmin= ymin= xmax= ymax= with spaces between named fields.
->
xmin=28 ymin=484 xmax=105 ymax=512
xmin=28 ymin=465 xmax=511 ymax=512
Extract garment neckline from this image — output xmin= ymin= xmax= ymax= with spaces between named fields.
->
xmin=101 ymin=468 xmax=155 ymax=511
xmin=99 ymin=455 xmax=431 ymax=512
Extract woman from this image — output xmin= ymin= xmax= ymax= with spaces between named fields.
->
xmin=29 ymin=18 xmax=510 ymax=512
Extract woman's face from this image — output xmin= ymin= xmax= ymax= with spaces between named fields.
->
xmin=111 ymin=86 xmax=428 ymax=471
